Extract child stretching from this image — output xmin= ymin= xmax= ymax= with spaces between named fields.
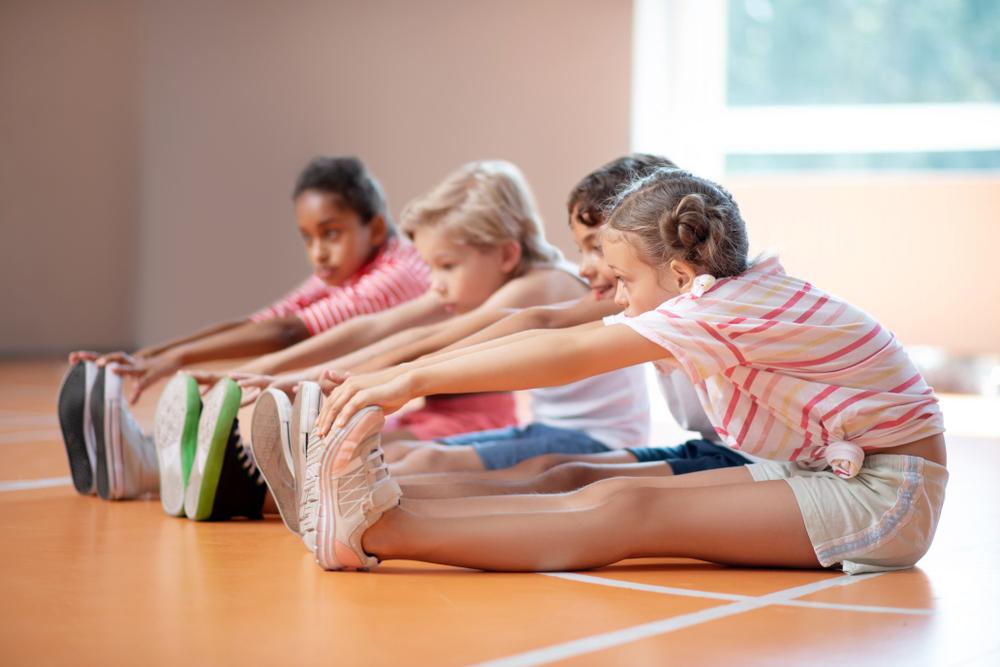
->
xmin=164 ymin=160 xmax=587 ymax=522
xmin=304 ymin=167 xmax=947 ymax=574
xmin=332 ymin=154 xmax=749 ymax=478
xmin=56 ymin=156 xmax=429 ymax=501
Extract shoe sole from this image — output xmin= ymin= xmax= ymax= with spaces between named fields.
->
xmin=100 ymin=366 xmax=128 ymax=499
xmin=291 ymin=382 xmax=321 ymax=524
xmin=250 ymin=389 xmax=296 ymax=533
xmin=154 ymin=374 xmax=201 ymax=517
xmin=184 ymin=379 xmax=241 ymax=521
xmin=315 ymin=407 xmax=385 ymax=571
xmin=91 ymin=368 xmax=113 ymax=500
xmin=56 ymin=362 xmax=95 ymax=495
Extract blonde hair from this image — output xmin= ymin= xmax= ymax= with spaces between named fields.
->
xmin=400 ymin=160 xmax=562 ymax=276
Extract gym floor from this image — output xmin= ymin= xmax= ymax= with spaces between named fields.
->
xmin=1 ymin=360 xmax=997 ymax=666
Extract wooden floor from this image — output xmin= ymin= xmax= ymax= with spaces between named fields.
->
xmin=1 ymin=360 xmax=998 ymax=666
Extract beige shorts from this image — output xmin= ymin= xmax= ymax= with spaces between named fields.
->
xmin=748 ymin=454 xmax=948 ymax=574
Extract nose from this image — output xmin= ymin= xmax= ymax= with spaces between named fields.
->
xmin=310 ymin=241 xmax=329 ymax=265
xmin=613 ymin=280 xmax=629 ymax=308
xmin=579 ymin=254 xmax=597 ymax=280
xmin=431 ymin=274 xmax=448 ymax=298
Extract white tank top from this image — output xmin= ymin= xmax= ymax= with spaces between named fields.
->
xmin=527 ymin=260 xmax=651 ymax=449
xmin=655 ymin=369 xmax=721 ymax=443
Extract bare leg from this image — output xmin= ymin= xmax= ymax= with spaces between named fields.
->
xmin=364 ymin=471 xmax=819 ymax=570
xmin=381 ymin=439 xmax=427 ymax=464
xmin=399 ymin=450 xmax=643 ymax=485
xmin=381 ymin=428 xmax=416 ymax=444
xmin=400 ymin=461 xmax=671 ymax=499
xmin=400 ymin=466 xmax=752 ymax=515
xmin=389 ymin=444 xmax=484 ymax=476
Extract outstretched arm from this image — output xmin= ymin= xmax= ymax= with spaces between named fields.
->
xmin=317 ymin=322 xmax=667 ymax=434
xmin=236 ymin=293 xmax=449 ymax=376
xmin=108 ymin=316 xmax=310 ymax=403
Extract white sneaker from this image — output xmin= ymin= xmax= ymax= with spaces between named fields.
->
xmin=299 ymin=406 xmax=400 ymax=570
xmin=93 ymin=364 xmax=159 ymax=500
xmin=154 ymin=374 xmax=202 ymax=516
xmin=56 ymin=361 xmax=99 ymax=495
xmin=250 ymin=388 xmax=296 ymax=532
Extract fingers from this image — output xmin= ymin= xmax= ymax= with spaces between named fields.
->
xmin=68 ymin=350 xmax=100 ymax=364
xmin=318 ymin=383 xmax=361 ymax=436
xmin=96 ymin=352 xmax=135 ymax=367
xmin=187 ymin=370 xmax=222 ymax=386
xmin=235 ymin=374 xmax=273 ymax=390
xmin=127 ymin=375 xmax=154 ymax=404
xmin=239 ymin=386 xmax=262 ymax=407
xmin=332 ymin=394 xmax=369 ymax=431
xmin=315 ymin=394 xmax=340 ymax=437
xmin=319 ymin=368 xmax=348 ymax=395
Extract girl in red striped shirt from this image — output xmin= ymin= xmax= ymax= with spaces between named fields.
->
xmin=68 ymin=156 xmax=428 ymax=404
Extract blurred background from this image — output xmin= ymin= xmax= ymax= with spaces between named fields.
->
xmin=1 ymin=0 xmax=997 ymax=393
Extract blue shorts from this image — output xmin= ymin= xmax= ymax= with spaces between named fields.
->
xmin=627 ymin=439 xmax=751 ymax=475
xmin=438 ymin=423 xmax=610 ymax=470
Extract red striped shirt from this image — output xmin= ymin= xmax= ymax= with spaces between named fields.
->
xmin=249 ymin=238 xmax=429 ymax=335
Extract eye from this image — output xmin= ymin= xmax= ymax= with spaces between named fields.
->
xmin=439 ymin=263 xmax=455 ymax=271
xmin=324 ymin=229 xmax=342 ymax=240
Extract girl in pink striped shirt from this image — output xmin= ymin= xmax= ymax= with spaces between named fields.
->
xmin=302 ymin=168 xmax=948 ymax=575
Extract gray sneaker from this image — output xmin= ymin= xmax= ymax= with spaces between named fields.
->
xmin=92 ymin=364 xmax=159 ymax=501
xmin=250 ymin=388 xmax=297 ymax=532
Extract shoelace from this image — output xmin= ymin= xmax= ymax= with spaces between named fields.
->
xmin=298 ymin=425 xmax=328 ymax=541
xmin=234 ymin=424 xmax=265 ymax=486
xmin=299 ymin=434 xmax=391 ymax=541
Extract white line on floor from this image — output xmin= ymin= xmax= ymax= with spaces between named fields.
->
xmin=0 ymin=476 xmax=72 ymax=492
xmin=472 ymin=574 xmax=884 ymax=667
xmin=544 ymin=571 xmax=929 ymax=616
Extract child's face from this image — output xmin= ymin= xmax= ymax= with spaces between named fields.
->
xmin=601 ymin=231 xmax=679 ymax=316
xmin=568 ymin=205 xmax=616 ymax=301
xmin=412 ymin=226 xmax=512 ymax=314
xmin=295 ymin=190 xmax=384 ymax=287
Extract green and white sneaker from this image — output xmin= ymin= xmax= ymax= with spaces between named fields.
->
xmin=184 ymin=378 xmax=266 ymax=521
xmin=153 ymin=373 xmax=202 ymax=517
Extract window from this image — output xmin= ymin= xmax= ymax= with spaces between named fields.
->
xmin=631 ymin=0 xmax=1000 ymax=176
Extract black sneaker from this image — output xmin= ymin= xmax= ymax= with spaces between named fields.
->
xmin=207 ymin=420 xmax=267 ymax=521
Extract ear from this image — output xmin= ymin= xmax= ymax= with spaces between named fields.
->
xmin=498 ymin=240 xmax=523 ymax=274
xmin=367 ymin=214 xmax=389 ymax=247
xmin=668 ymin=258 xmax=698 ymax=293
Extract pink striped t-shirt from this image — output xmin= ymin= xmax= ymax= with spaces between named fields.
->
xmin=250 ymin=238 xmax=429 ymax=335
xmin=605 ymin=255 xmax=944 ymax=477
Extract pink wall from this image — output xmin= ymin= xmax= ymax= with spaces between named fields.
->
xmin=2 ymin=1 xmax=996 ymax=357
xmin=0 ymin=0 xmax=139 ymax=354
xmin=135 ymin=0 xmax=633 ymax=345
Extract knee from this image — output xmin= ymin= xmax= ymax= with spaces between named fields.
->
xmin=538 ymin=462 xmax=597 ymax=491
xmin=382 ymin=439 xmax=426 ymax=463
xmin=514 ymin=453 xmax=570 ymax=476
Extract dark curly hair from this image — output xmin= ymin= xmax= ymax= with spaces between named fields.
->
xmin=293 ymin=156 xmax=394 ymax=232
xmin=566 ymin=154 xmax=678 ymax=227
